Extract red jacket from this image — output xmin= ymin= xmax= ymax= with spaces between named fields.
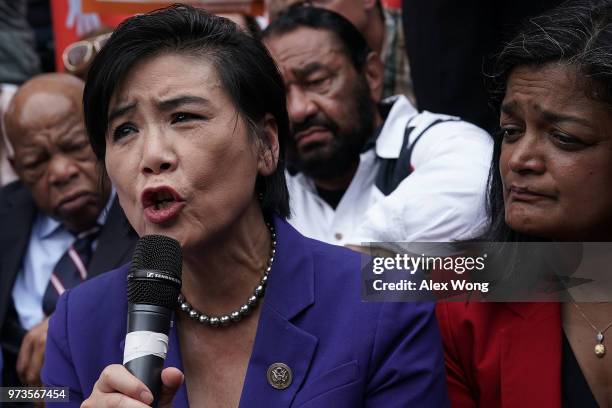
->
xmin=436 ymin=302 xmax=562 ymax=407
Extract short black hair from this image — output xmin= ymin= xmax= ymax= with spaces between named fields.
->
xmin=84 ymin=4 xmax=290 ymax=218
xmin=242 ymin=14 xmax=262 ymax=40
xmin=262 ymin=4 xmax=372 ymax=72
xmin=483 ymin=0 xmax=612 ymax=242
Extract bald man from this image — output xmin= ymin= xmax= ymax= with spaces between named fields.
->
xmin=0 ymin=73 xmax=136 ymax=387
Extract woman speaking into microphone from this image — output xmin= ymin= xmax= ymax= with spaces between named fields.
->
xmin=41 ymin=5 xmax=447 ymax=407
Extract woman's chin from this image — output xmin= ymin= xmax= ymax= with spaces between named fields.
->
xmin=136 ymin=222 xmax=186 ymax=244
xmin=506 ymin=221 xmax=543 ymax=239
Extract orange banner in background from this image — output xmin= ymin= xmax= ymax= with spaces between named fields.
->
xmin=82 ymin=0 xmax=264 ymax=15
xmin=51 ymin=0 xmax=264 ymax=72
xmin=51 ymin=0 xmax=130 ymax=72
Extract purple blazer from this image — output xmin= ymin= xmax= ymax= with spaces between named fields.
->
xmin=42 ymin=216 xmax=448 ymax=407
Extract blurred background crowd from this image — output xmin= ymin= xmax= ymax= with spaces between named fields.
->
xmin=0 ymin=0 xmax=563 ymax=188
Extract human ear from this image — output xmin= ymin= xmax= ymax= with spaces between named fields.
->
xmin=363 ymin=51 xmax=384 ymax=103
xmin=257 ymin=114 xmax=280 ymax=176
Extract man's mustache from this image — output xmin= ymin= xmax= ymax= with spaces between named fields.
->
xmin=290 ymin=114 xmax=338 ymax=138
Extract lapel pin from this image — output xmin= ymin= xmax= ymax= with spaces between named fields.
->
xmin=267 ymin=362 xmax=292 ymax=390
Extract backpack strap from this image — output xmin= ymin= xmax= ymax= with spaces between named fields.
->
xmin=375 ymin=114 xmax=460 ymax=195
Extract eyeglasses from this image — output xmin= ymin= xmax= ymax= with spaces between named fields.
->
xmin=62 ymin=32 xmax=112 ymax=75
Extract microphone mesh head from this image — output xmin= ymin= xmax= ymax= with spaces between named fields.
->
xmin=128 ymin=235 xmax=182 ymax=308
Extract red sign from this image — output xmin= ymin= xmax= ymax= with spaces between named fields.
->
xmin=51 ymin=0 xmax=265 ymax=72
xmin=50 ymin=0 xmax=130 ymax=72
xmin=82 ymin=0 xmax=264 ymax=14
xmin=382 ymin=0 xmax=401 ymax=10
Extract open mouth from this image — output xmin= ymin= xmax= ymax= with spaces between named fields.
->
xmin=142 ymin=187 xmax=183 ymax=208
xmin=151 ymin=191 xmax=176 ymax=210
xmin=141 ymin=186 xmax=186 ymax=224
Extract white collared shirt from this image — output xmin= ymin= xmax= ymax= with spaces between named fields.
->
xmin=286 ymin=96 xmax=493 ymax=245
xmin=12 ymin=191 xmax=115 ymax=330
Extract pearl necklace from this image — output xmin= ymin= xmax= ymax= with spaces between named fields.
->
xmin=177 ymin=221 xmax=276 ymax=328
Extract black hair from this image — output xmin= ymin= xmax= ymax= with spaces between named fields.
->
xmin=84 ymin=4 xmax=290 ymax=218
xmin=482 ymin=0 xmax=612 ymax=242
xmin=262 ymin=4 xmax=372 ymax=72
xmin=375 ymin=0 xmax=385 ymax=23
xmin=242 ymin=14 xmax=262 ymax=40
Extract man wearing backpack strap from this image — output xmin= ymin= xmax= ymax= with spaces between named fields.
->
xmin=264 ymin=5 xmax=492 ymax=245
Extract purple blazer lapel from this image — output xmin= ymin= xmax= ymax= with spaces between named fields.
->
xmin=118 ymin=217 xmax=318 ymax=407
xmin=151 ymin=309 xmax=319 ymax=408
xmin=238 ymin=216 xmax=318 ymax=407
xmin=238 ymin=305 xmax=318 ymax=407
xmin=160 ymin=309 xmax=319 ymax=408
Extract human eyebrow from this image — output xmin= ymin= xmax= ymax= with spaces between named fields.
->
xmin=501 ymin=100 xmax=593 ymax=128
xmin=539 ymin=109 xmax=593 ymax=129
xmin=108 ymin=102 xmax=136 ymax=123
xmin=157 ymin=95 xmax=211 ymax=112
xmin=292 ymin=63 xmax=328 ymax=80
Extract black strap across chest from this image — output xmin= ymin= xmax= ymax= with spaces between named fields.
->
xmin=375 ymin=117 xmax=460 ymax=196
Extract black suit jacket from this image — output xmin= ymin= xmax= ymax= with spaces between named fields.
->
xmin=0 ymin=181 xmax=137 ymax=385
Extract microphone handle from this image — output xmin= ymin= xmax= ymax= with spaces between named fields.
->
xmin=124 ymin=304 xmax=173 ymax=404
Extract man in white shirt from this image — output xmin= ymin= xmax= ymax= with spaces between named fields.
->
xmin=263 ymin=5 xmax=492 ymax=245
xmin=0 ymin=73 xmax=136 ymax=387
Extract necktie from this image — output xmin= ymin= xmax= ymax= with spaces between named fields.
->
xmin=42 ymin=226 xmax=100 ymax=316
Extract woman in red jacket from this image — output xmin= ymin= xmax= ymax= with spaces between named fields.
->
xmin=437 ymin=1 xmax=612 ymax=407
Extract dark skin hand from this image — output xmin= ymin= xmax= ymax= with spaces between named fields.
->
xmin=16 ymin=317 xmax=49 ymax=387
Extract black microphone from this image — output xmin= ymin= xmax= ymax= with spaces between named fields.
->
xmin=124 ymin=235 xmax=182 ymax=404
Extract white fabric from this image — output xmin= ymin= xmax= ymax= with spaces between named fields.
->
xmin=123 ymin=331 xmax=169 ymax=364
xmin=286 ymin=95 xmax=493 ymax=245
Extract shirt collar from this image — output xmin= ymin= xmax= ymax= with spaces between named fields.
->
xmin=374 ymin=95 xmax=418 ymax=159
xmin=36 ymin=213 xmax=61 ymax=240
xmin=36 ymin=188 xmax=117 ymax=239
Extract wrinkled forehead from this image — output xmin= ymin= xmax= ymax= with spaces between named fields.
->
xmin=265 ymin=27 xmax=345 ymax=64
xmin=266 ymin=27 xmax=347 ymax=73
xmin=503 ymin=64 xmax=606 ymax=113
xmin=108 ymin=52 xmax=224 ymax=112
